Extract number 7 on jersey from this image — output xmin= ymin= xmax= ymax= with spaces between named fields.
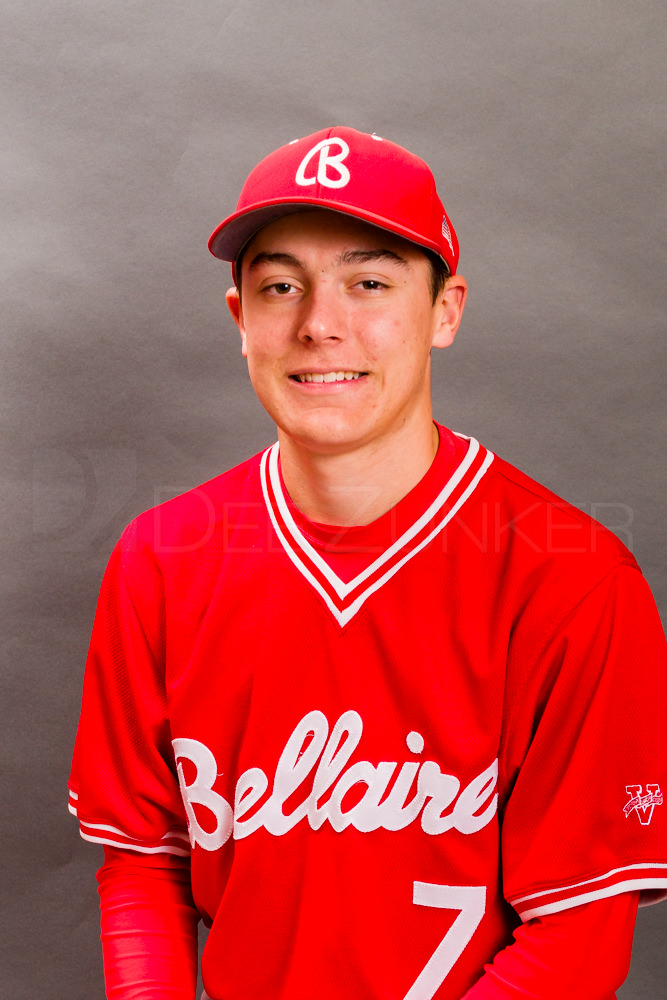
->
xmin=403 ymin=883 xmax=486 ymax=1000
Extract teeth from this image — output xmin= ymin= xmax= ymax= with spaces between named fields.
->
xmin=296 ymin=372 xmax=363 ymax=382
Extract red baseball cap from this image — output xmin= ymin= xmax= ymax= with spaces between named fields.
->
xmin=208 ymin=126 xmax=459 ymax=275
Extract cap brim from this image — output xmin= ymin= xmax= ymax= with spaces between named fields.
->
xmin=208 ymin=199 xmax=448 ymax=266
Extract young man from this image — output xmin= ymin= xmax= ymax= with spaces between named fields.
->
xmin=70 ymin=127 xmax=667 ymax=1000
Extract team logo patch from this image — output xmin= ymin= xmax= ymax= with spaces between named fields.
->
xmin=295 ymin=138 xmax=351 ymax=189
xmin=624 ymin=784 xmax=663 ymax=825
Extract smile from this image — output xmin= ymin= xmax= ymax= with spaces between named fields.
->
xmin=291 ymin=371 xmax=366 ymax=383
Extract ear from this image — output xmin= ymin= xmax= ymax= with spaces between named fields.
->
xmin=431 ymin=275 xmax=468 ymax=350
xmin=225 ymin=286 xmax=247 ymax=357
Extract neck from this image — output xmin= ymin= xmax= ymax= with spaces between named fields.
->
xmin=278 ymin=420 xmax=440 ymax=527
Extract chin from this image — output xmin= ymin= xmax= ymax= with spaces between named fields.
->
xmin=280 ymin=414 xmax=369 ymax=454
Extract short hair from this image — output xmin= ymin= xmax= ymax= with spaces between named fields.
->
xmin=424 ymin=251 xmax=451 ymax=304
xmin=236 ymin=244 xmax=451 ymax=305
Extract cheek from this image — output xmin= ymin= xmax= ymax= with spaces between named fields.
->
xmin=362 ymin=315 xmax=407 ymax=360
xmin=244 ymin=345 xmax=288 ymax=405
xmin=246 ymin=354 xmax=272 ymax=389
xmin=244 ymin=334 xmax=279 ymax=370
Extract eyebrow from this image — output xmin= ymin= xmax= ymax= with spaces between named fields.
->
xmin=336 ymin=249 xmax=410 ymax=269
xmin=247 ymin=251 xmax=305 ymax=273
xmin=246 ymin=247 xmax=411 ymax=273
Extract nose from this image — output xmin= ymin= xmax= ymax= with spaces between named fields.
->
xmin=297 ymin=281 xmax=348 ymax=345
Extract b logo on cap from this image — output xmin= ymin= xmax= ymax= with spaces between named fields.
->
xmin=296 ymin=139 xmax=351 ymax=189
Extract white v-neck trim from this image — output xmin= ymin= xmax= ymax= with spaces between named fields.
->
xmin=260 ymin=433 xmax=494 ymax=627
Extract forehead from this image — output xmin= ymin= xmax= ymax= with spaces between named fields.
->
xmin=242 ymin=209 xmax=429 ymax=268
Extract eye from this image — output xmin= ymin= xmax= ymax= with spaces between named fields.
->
xmin=357 ymin=279 xmax=387 ymax=291
xmin=264 ymin=281 xmax=296 ymax=295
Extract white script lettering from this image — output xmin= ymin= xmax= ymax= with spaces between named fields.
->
xmin=173 ymin=711 xmax=498 ymax=852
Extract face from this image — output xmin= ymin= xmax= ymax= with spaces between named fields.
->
xmin=226 ymin=210 xmax=467 ymax=457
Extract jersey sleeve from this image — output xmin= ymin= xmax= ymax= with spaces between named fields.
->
xmin=462 ymin=892 xmax=638 ymax=999
xmin=69 ymin=532 xmax=190 ymax=856
xmin=501 ymin=562 xmax=667 ymax=920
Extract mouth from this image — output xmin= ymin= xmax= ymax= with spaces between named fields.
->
xmin=289 ymin=371 xmax=367 ymax=383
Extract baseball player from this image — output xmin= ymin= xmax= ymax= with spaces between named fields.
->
xmin=70 ymin=127 xmax=667 ymax=1000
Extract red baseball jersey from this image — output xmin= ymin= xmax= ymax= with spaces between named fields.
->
xmin=69 ymin=426 xmax=667 ymax=1000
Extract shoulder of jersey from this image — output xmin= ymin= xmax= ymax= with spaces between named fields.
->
xmin=119 ymin=448 xmax=266 ymax=557
xmin=486 ymin=451 xmax=639 ymax=570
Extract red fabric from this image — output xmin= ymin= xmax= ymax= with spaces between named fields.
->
xmin=98 ymin=846 xmax=199 ymax=1000
xmin=70 ymin=427 xmax=667 ymax=999
xmin=462 ymin=892 xmax=639 ymax=1000
xmin=98 ymin=844 xmax=638 ymax=999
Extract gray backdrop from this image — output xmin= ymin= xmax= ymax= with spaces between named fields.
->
xmin=2 ymin=1 xmax=665 ymax=997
